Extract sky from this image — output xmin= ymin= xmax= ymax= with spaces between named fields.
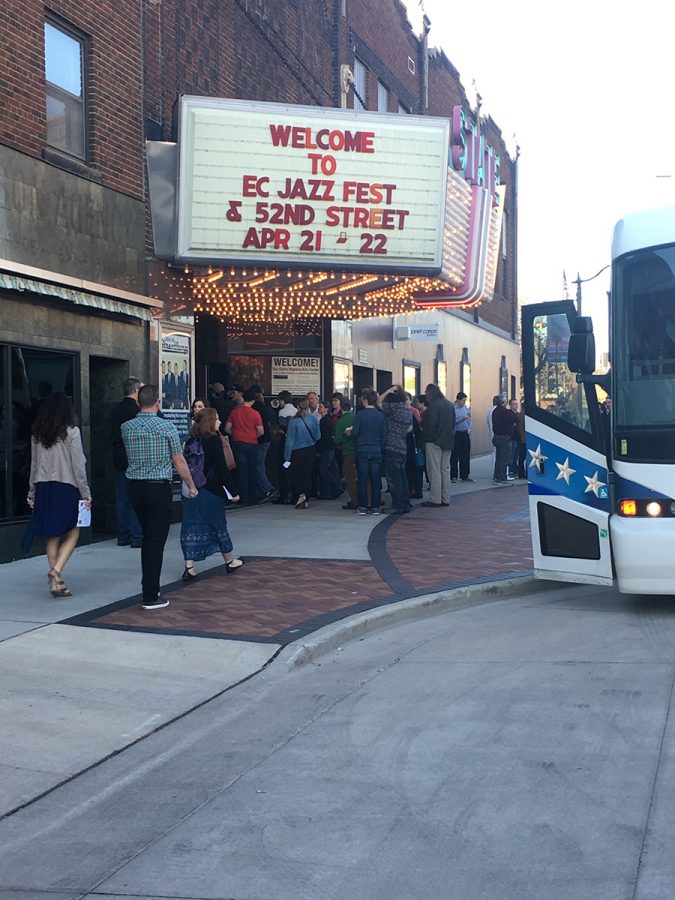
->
xmin=407 ymin=0 xmax=675 ymax=352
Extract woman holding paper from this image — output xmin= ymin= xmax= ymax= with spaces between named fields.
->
xmin=180 ymin=407 xmax=243 ymax=579
xmin=27 ymin=392 xmax=91 ymax=597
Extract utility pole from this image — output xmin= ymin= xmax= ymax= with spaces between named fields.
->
xmin=574 ymin=265 xmax=610 ymax=316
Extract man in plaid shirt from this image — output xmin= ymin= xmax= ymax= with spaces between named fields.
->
xmin=122 ymin=384 xmax=197 ymax=609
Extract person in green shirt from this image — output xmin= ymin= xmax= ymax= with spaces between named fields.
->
xmin=334 ymin=398 xmax=357 ymax=510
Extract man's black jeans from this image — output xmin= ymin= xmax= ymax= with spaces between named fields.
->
xmin=127 ymin=480 xmax=172 ymax=601
xmin=450 ymin=431 xmax=471 ymax=480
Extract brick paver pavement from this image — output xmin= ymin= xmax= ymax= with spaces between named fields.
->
xmin=65 ymin=484 xmax=533 ymax=644
xmin=384 ymin=484 xmax=533 ymax=592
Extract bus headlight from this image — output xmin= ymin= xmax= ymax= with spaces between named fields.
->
xmin=646 ymin=501 xmax=663 ymax=517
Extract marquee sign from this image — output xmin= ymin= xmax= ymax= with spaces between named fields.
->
xmin=176 ymin=97 xmax=449 ymax=272
xmin=147 ymin=97 xmax=506 ymax=318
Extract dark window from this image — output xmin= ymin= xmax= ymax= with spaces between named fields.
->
xmin=537 ymin=502 xmax=600 ymax=560
xmin=3 ymin=346 xmax=77 ymax=520
xmin=353 ymin=58 xmax=367 ymax=110
xmin=45 ymin=20 xmax=86 ymax=160
xmin=613 ymin=245 xmax=675 ymax=461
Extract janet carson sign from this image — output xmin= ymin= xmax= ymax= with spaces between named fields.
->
xmin=174 ymin=97 xmax=449 ymax=273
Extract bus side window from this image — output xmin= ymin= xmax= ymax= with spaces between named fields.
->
xmin=533 ymin=313 xmax=593 ymax=434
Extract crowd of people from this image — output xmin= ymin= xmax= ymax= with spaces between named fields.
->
xmin=24 ymin=375 xmax=528 ymax=611
xmin=487 ymin=394 xmax=527 ymax=484
xmin=200 ymin=381 xmax=466 ymax=515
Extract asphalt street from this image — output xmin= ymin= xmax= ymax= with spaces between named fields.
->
xmin=3 ymin=581 xmax=675 ymax=900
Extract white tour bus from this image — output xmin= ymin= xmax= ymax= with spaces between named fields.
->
xmin=522 ymin=205 xmax=675 ymax=594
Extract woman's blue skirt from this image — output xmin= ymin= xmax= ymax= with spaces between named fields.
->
xmin=33 ymin=482 xmax=79 ymax=538
xmin=180 ymin=488 xmax=233 ymax=562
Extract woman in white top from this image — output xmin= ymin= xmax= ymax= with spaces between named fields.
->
xmin=27 ymin=393 xmax=91 ymax=597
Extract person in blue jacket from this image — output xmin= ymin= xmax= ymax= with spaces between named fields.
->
xmin=284 ymin=399 xmax=320 ymax=509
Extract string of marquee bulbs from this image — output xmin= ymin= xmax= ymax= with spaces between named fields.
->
xmin=187 ymin=266 xmax=482 ymax=329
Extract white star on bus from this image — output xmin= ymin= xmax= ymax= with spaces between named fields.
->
xmin=584 ymin=471 xmax=606 ymax=496
xmin=555 ymin=457 xmax=576 ymax=484
xmin=528 ymin=443 xmax=548 ymax=472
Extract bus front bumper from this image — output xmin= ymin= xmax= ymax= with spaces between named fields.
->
xmin=611 ymin=515 xmax=675 ymax=595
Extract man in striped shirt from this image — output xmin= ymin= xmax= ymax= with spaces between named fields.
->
xmin=122 ymin=384 xmax=197 ymax=610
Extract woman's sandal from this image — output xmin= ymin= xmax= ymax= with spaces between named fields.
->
xmin=182 ymin=565 xmax=198 ymax=581
xmin=48 ymin=569 xmax=73 ymax=597
xmin=225 ymin=558 xmax=244 ymax=574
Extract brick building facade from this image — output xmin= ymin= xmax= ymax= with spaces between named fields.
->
xmin=0 ymin=0 xmax=519 ymax=558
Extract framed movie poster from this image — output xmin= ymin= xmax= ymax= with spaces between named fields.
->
xmin=160 ymin=325 xmax=193 ymax=443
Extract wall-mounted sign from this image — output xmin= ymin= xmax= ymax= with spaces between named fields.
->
xmin=271 ymin=356 xmax=320 ymax=395
xmin=411 ymin=323 xmax=439 ymax=341
xmin=396 ymin=323 xmax=439 ymax=341
xmin=176 ymin=97 xmax=449 ymax=272
xmin=160 ymin=326 xmax=192 ymax=442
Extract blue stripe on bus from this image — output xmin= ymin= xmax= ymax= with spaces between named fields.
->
xmin=525 ymin=433 xmax=610 ymax=511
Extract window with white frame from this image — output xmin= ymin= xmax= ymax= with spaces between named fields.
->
xmin=398 ymin=102 xmax=410 ymax=114
xmin=377 ymin=80 xmax=389 ymax=113
xmin=353 ymin=58 xmax=366 ymax=110
xmin=45 ymin=19 xmax=86 ymax=159
xmin=501 ymin=210 xmax=508 ymax=259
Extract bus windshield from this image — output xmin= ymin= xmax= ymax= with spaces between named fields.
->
xmin=613 ymin=244 xmax=675 ymax=460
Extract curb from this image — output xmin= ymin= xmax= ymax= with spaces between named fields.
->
xmin=280 ymin=574 xmax=548 ymax=668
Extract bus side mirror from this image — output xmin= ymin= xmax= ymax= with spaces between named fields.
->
xmin=568 ymin=316 xmax=596 ymax=374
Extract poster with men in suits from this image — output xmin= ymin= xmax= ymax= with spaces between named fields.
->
xmin=160 ymin=331 xmax=192 ymax=442
xmin=161 ymin=334 xmax=190 ymax=410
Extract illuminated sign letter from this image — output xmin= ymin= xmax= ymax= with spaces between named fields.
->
xmin=451 ymin=106 xmax=467 ymax=174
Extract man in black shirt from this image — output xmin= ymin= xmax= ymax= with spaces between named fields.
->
xmin=491 ymin=394 xmax=516 ymax=485
xmin=209 ymin=382 xmax=230 ymax=429
xmin=110 ymin=376 xmax=144 ymax=546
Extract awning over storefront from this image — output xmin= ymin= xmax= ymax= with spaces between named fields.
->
xmin=0 ymin=272 xmax=156 ymax=322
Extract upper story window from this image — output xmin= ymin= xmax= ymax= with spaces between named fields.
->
xmin=398 ymin=102 xmax=410 ymax=114
xmin=353 ymin=58 xmax=366 ymax=110
xmin=44 ymin=20 xmax=86 ymax=160
xmin=377 ymin=80 xmax=389 ymax=113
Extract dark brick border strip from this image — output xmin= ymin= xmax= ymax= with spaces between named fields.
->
xmin=61 ymin=492 xmax=534 ymax=644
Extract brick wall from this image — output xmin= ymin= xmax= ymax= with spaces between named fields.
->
xmin=0 ymin=1 xmax=143 ymax=199
xmin=143 ymin=0 xmax=336 ymax=144
xmin=347 ymin=0 xmax=421 ymax=111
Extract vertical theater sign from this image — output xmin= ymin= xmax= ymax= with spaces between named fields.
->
xmin=147 ymin=97 xmax=504 ymax=320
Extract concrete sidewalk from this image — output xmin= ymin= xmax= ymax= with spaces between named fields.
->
xmin=0 ymin=454 xmax=533 ymax=818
